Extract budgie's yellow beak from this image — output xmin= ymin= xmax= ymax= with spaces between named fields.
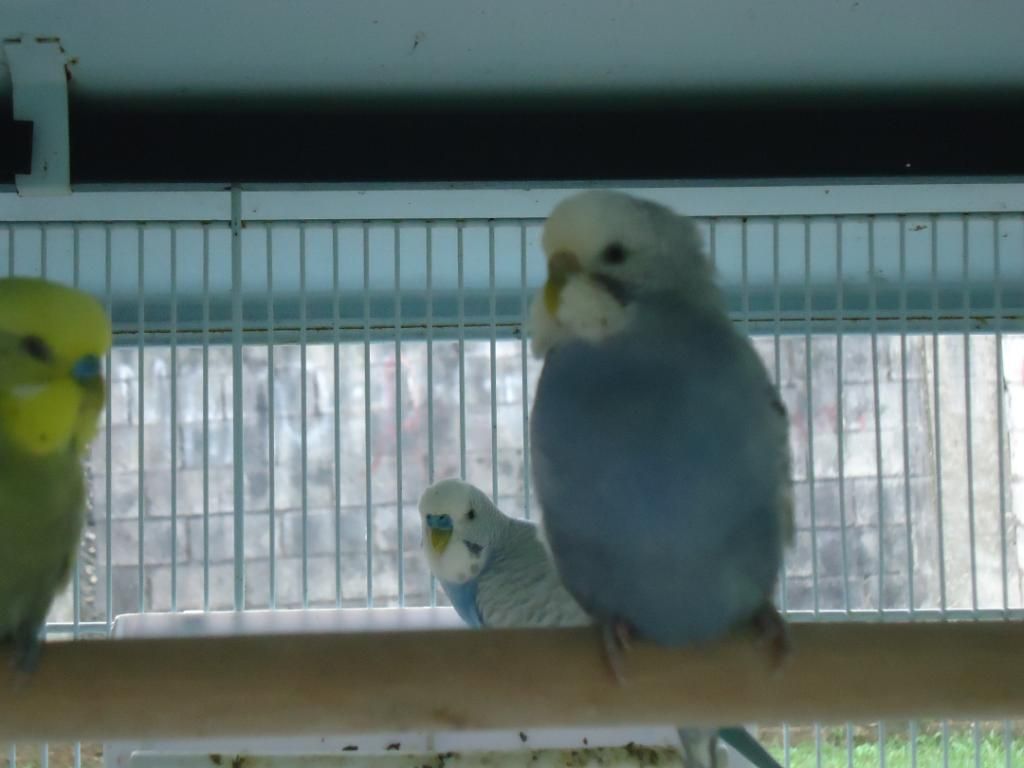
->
xmin=430 ymin=528 xmax=452 ymax=553
xmin=543 ymin=251 xmax=582 ymax=315
xmin=0 ymin=278 xmax=112 ymax=457
xmin=424 ymin=512 xmax=455 ymax=553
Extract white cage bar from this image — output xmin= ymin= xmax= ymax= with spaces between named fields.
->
xmin=1 ymin=182 xmax=1024 ymax=768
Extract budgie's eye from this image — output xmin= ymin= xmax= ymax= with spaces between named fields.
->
xmin=466 ymin=508 xmax=476 ymax=520
xmin=602 ymin=243 xmax=627 ymax=265
xmin=21 ymin=335 xmax=52 ymax=363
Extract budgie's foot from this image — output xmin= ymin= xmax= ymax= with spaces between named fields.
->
xmin=11 ymin=622 xmax=42 ymax=672
xmin=751 ymin=602 xmax=789 ymax=670
xmin=12 ymin=643 xmax=40 ymax=676
xmin=612 ymin=618 xmax=634 ymax=652
xmin=2 ymin=632 xmax=39 ymax=688
xmin=601 ymin=619 xmax=635 ymax=684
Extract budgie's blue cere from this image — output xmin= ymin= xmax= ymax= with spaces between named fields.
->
xmin=419 ymin=478 xmax=784 ymax=768
xmin=528 ymin=190 xmax=793 ymax=653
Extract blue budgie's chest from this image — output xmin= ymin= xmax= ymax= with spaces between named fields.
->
xmin=533 ymin=310 xmax=780 ymax=535
xmin=529 ymin=305 xmax=786 ymax=645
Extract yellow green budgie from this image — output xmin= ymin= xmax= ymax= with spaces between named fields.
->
xmin=0 ymin=277 xmax=111 ymax=672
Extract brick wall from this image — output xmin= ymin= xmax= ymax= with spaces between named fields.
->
xmin=51 ymin=333 xmax=1022 ymax=624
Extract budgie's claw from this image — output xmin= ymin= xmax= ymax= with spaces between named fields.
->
xmin=751 ymin=602 xmax=789 ymax=670
xmin=601 ymin=619 xmax=634 ymax=684
xmin=612 ymin=619 xmax=634 ymax=652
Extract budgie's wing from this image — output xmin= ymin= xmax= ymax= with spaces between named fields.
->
xmin=476 ymin=520 xmax=592 ymax=629
xmin=0 ymin=446 xmax=86 ymax=671
xmin=767 ymin=385 xmax=795 ymax=547
xmin=440 ymin=578 xmax=485 ymax=628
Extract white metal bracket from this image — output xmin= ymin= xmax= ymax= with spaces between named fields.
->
xmin=3 ymin=36 xmax=71 ymax=196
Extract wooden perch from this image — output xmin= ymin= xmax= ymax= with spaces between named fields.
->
xmin=2 ymin=622 xmax=1024 ymax=741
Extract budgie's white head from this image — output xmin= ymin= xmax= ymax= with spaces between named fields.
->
xmin=419 ymin=478 xmax=511 ymax=585
xmin=529 ymin=190 xmax=715 ymax=357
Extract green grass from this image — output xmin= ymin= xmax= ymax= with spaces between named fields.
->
xmin=761 ymin=726 xmax=1024 ymax=768
xmin=3 ymin=745 xmax=103 ymax=768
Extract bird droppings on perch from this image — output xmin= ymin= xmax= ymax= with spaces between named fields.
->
xmin=2 ymin=623 xmax=1024 ymax=741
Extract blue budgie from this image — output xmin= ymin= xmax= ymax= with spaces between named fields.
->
xmin=419 ymin=478 xmax=784 ymax=768
xmin=528 ymin=190 xmax=793 ymax=665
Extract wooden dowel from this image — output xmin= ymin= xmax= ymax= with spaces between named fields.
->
xmin=2 ymin=622 xmax=1023 ymax=741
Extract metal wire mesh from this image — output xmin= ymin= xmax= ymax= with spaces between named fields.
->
xmin=1 ymin=184 xmax=1023 ymax=768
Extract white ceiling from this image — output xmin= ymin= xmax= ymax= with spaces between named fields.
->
xmin=2 ymin=0 xmax=1023 ymax=102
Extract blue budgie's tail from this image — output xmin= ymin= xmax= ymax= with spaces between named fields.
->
xmin=718 ymin=727 xmax=783 ymax=768
xmin=677 ymin=728 xmax=720 ymax=768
